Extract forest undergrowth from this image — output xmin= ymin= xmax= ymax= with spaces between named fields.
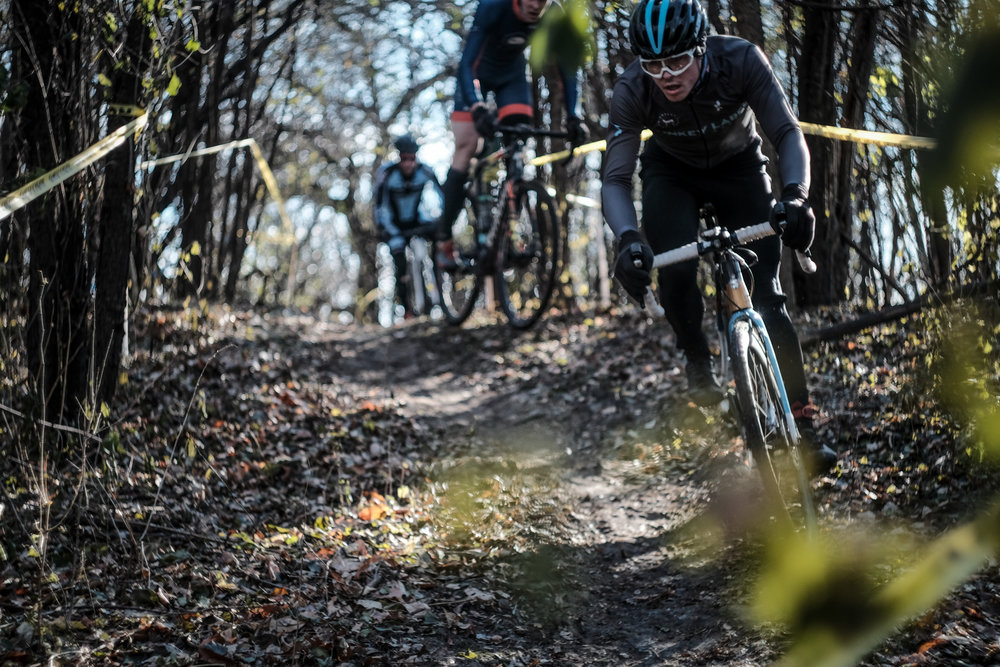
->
xmin=1 ymin=299 xmax=998 ymax=665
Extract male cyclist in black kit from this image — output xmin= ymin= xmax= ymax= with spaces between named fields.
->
xmin=436 ymin=0 xmax=587 ymax=268
xmin=601 ymin=0 xmax=836 ymax=472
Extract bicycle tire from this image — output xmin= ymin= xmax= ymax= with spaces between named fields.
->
xmin=434 ymin=195 xmax=482 ymax=325
xmin=495 ymin=179 xmax=560 ymax=330
xmin=405 ymin=237 xmax=436 ymax=317
xmin=730 ymin=318 xmax=816 ymax=532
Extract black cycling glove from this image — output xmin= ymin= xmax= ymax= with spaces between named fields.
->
xmin=771 ymin=183 xmax=816 ymax=252
xmin=566 ymin=115 xmax=588 ymax=145
xmin=613 ymin=230 xmax=654 ymax=304
xmin=471 ymin=106 xmax=496 ymax=139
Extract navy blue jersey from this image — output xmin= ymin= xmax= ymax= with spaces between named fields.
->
xmin=602 ymin=35 xmax=809 ymax=237
xmin=373 ymin=162 xmax=444 ymax=236
xmin=454 ymin=0 xmax=579 ymax=119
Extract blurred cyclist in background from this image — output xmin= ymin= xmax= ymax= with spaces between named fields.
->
xmin=435 ymin=0 xmax=588 ymax=269
xmin=373 ymin=134 xmax=444 ymax=320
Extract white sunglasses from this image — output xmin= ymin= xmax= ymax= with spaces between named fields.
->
xmin=640 ymin=47 xmax=700 ymax=78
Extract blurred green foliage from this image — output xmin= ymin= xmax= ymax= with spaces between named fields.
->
xmin=925 ymin=19 xmax=1000 ymax=191
xmin=753 ymin=312 xmax=999 ymax=665
xmin=762 ymin=501 xmax=1000 ymax=667
xmin=530 ymin=0 xmax=595 ymax=72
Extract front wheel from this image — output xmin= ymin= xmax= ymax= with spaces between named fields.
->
xmin=405 ymin=237 xmax=437 ymax=318
xmin=434 ymin=195 xmax=482 ymax=325
xmin=495 ymin=180 xmax=560 ymax=330
xmin=730 ymin=319 xmax=816 ymax=533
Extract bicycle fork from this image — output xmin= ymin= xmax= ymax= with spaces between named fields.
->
xmin=475 ymin=180 xmax=520 ymax=272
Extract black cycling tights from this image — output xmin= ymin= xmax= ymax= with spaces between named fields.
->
xmin=638 ymin=141 xmax=809 ymax=407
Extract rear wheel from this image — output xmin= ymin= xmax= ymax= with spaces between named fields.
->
xmin=434 ymin=195 xmax=482 ymax=325
xmin=730 ymin=319 xmax=816 ymax=532
xmin=495 ymin=180 xmax=560 ymax=330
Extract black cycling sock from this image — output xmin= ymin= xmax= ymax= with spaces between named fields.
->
xmin=438 ymin=168 xmax=467 ymax=241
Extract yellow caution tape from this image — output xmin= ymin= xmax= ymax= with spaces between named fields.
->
xmin=0 ymin=111 xmax=294 ymax=303
xmin=530 ymin=137 xmax=612 ymax=166
xmin=533 ymin=124 xmax=938 ymax=211
xmin=142 ymin=138 xmax=297 ymax=299
xmin=566 ymin=193 xmax=600 ymax=209
xmin=545 ymin=186 xmax=601 ymax=209
xmin=140 ymin=138 xmax=293 ymax=245
xmin=245 ymin=140 xmax=295 ymax=240
xmin=139 ymin=138 xmax=256 ymax=168
xmin=245 ymin=140 xmax=298 ymax=302
xmin=0 ymin=112 xmax=149 ymax=223
xmin=799 ymin=122 xmax=936 ymax=150
xmin=530 ymin=123 xmax=937 ymax=166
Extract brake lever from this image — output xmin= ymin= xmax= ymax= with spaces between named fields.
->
xmin=772 ymin=201 xmax=817 ymax=274
xmin=643 ymin=286 xmax=665 ymax=317
xmin=795 ymin=249 xmax=817 ymax=274
xmin=632 ymin=255 xmax=665 ymax=317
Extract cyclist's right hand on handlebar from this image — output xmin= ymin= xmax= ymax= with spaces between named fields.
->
xmin=613 ymin=230 xmax=654 ymax=306
xmin=472 ymin=105 xmax=496 ymax=139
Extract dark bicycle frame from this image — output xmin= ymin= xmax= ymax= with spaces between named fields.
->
xmin=435 ymin=123 xmax=571 ymax=329
xmin=468 ymin=124 xmax=568 ymax=269
xmin=645 ymin=206 xmax=818 ymax=532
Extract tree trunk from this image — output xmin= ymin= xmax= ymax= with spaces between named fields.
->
xmin=795 ymin=4 xmax=844 ymax=306
xmin=898 ymin=5 xmax=953 ymax=287
xmin=14 ymin=0 xmax=93 ymax=427
xmin=830 ymin=8 xmax=878 ymax=302
xmin=94 ymin=12 xmax=150 ymax=405
xmin=729 ymin=0 xmax=763 ymax=45
xmin=172 ymin=20 xmax=209 ymax=299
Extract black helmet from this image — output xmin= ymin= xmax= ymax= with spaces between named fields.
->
xmin=628 ymin=0 xmax=708 ymax=59
xmin=394 ymin=134 xmax=419 ymax=155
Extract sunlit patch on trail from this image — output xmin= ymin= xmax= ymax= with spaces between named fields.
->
xmin=424 ymin=421 xmax=590 ymax=627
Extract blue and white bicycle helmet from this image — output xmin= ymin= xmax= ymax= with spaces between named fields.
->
xmin=628 ymin=0 xmax=709 ymax=59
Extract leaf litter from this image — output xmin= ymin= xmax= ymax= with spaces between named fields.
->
xmin=1 ymin=302 xmax=998 ymax=665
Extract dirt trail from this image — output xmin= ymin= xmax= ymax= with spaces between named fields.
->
xmin=324 ymin=314 xmax=782 ymax=665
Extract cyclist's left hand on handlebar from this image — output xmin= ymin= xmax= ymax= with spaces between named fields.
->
xmin=472 ymin=105 xmax=496 ymax=138
xmin=613 ymin=230 xmax=654 ymax=305
xmin=771 ymin=184 xmax=816 ymax=252
xmin=566 ymin=115 xmax=588 ymax=145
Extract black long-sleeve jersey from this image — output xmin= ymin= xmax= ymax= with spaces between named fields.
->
xmin=601 ymin=35 xmax=810 ymax=238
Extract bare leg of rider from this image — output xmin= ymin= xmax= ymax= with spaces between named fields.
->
xmin=437 ymin=117 xmax=481 ymax=268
